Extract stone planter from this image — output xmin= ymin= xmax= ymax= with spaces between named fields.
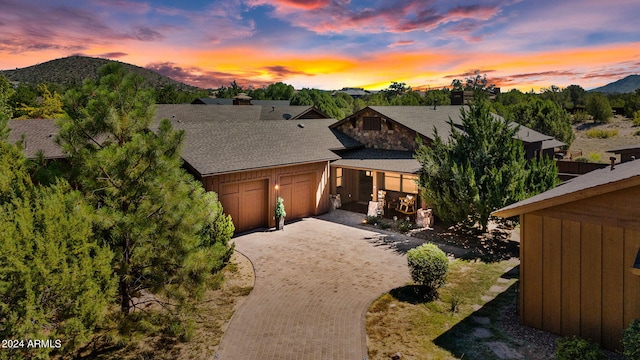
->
xmin=276 ymin=216 xmax=285 ymax=230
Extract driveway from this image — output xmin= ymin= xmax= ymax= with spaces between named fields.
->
xmin=214 ymin=213 xmax=412 ymax=360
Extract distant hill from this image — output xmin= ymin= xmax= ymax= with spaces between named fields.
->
xmin=590 ymin=74 xmax=640 ymax=93
xmin=0 ymin=56 xmax=199 ymax=91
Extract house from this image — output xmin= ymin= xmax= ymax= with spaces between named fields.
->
xmin=152 ymin=105 xmax=358 ymax=233
xmin=7 ymin=104 xmax=561 ymax=234
xmin=7 ymin=119 xmax=65 ymax=159
xmin=492 ymin=160 xmax=640 ymax=350
xmin=608 ymin=145 xmax=640 ymax=163
xmin=191 ymin=95 xmax=290 ymax=107
xmin=328 ymin=106 xmax=561 ymax=212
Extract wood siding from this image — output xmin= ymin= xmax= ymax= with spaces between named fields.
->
xmin=521 ymin=196 xmax=640 ymax=350
xmin=201 ymin=162 xmax=330 ymax=233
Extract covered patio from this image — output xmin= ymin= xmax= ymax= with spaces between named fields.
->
xmin=329 ymin=148 xmax=422 ymax=219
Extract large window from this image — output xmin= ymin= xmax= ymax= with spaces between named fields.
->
xmin=384 ymin=173 xmax=418 ymax=193
xmin=402 ymin=175 xmax=419 ymax=194
xmin=384 ymin=173 xmax=401 ymax=191
xmin=363 ymin=117 xmax=381 ymax=131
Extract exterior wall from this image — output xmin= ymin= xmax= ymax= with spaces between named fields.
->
xmin=201 ymin=162 xmax=331 ymax=231
xmin=520 ymin=185 xmax=640 ymax=350
xmin=334 ymin=108 xmax=426 ymax=151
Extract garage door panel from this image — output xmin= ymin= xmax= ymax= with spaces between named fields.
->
xmin=220 ymin=180 xmax=268 ymax=233
xmin=280 ymin=173 xmax=315 ymax=220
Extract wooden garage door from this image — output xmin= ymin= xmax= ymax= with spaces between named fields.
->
xmin=220 ymin=179 xmax=268 ymax=233
xmin=280 ymin=173 xmax=315 ymax=220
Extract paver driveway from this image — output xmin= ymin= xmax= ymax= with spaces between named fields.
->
xmin=215 ymin=215 xmax=411 ymax=360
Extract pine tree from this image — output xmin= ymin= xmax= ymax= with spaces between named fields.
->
xmin=57 ymin=63 xmax=234 ymax=315
xmin=0 ymin=131 xmax=115 ymax=359
xmin=416 ymin=97 xmax=527 ymax=232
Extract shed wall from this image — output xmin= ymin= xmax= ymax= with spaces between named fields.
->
xmin=521 ymin=210 xmax=640 ymax=350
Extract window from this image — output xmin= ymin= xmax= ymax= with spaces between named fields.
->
xmin=402 ymin=175 xmax=419 ymax=194
xmin=336 ymin=167 xmax=343 ymax=187
xmin=363 ymin=117 xmax=381 ymax=130
xmin=384 ymin=173 xmax=418 ymax=193
xmin=384 ymin=173 xmax=401 ymax=191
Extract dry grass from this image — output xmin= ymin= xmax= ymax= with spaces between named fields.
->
xmin=569 ymin=116 xmax=639 ymax=163
xmin=81 ymin=251 xmax=254 ymax=360
xmin=366 ymin=258 xmax=520 ymax=360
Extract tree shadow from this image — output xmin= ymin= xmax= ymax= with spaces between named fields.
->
xmin=412 ymin=223 xmax=519 ymax=263
xmin=433 ymin=282 xmax=519 ymax=359
xmin=389 ymin=284 xmax=439 ymax=304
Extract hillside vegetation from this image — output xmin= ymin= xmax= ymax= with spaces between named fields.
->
xmin=0 ymin=56 xmax=198 ymax=91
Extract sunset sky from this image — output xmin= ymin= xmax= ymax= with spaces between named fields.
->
xmin=1 ymin=0 xmax=639 ymax=92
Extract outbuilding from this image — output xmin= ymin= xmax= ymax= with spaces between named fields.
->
xmin=493 ymin=160 xmax=640 ymax=350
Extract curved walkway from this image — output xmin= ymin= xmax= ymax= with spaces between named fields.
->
xmin=215 ymin=213 xmax=411 ymax=360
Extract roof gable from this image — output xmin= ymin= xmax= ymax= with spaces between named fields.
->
xmin=331 ymin=105 xmax=553 ymax=145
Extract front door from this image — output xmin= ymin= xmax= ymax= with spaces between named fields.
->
xmin=358 ymin=170 xmax=373 ymax=203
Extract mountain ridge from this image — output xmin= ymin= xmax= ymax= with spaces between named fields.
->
xmin=590 ymin=74 xmax=640 ymax=93
xmin=0 ymin=56 xmax=199 ymax=91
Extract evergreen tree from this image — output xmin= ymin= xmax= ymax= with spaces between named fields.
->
xmin=506 ymin=98 xmax=575 ymax=146
xmin=0 ymin=76 xmax=14 ymax=138
xmin=0 ymin=132 xmax=115 ymax=359
xmin=586 ymin=92 xmax=613 ymax=123
xmin=17 ymin=84 xmax=66 ymax=119
xmin=57 ymin=63 xmax=234 ymax=315
xmin=415 ymin=97 xmax=527 ymax=232
xmin=290 ymin=88 xmax=350 ymax=119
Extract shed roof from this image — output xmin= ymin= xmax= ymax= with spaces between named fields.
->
xmin=493 ymin=159 xmax=640 ymax=218
xmin=7 ymin=119 xmax=65 ymax=159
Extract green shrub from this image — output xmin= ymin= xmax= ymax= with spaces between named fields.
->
xmin=588 ymin=152 xmax=601 ymax=163
xmin=623 ymin=319 xmax=640 ymax=359
xmin=572 ymin=110 xmax=590 ymax=124
xmin=635 ymin=129 xmax=640 ymax=136
xmin=365 ymin=215 xmax=379 ymax=225
xmin=633 ymin=111 xmax=640 ymax=126
xmin=397 ymin=220 xmax=413 ymax=233
xmin=555 ymin=336 xmax=605 ymax=360
xmin=407 ymin=243 xmax=449 ymax=299
xmin=585 ymin=128 xmax=618 ymax=139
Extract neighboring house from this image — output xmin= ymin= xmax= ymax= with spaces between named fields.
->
xmin=191 ymin=96 xmax=290 ymax=107
xmin=332 ymin=87 xmax=371 ymax=99
xmin=328 ymin=106 xmax=562 ymax=212
xmin=492 ymin=160 xmax=640 ymax=350
xmin=7 ymin=119 xmax=64 ymax=159
xmin=608 ymin=145 xmax=640 ymax=163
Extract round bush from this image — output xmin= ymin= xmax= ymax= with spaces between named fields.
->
xmin=407 ymin=243 xmax=449 ymax=297
xmin=556 ymin=336 xmax=605 ymax=360
xmin=623 ymin=319 xmax=640 ymax=360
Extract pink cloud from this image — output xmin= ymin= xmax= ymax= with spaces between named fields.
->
xmin=388 ymin=40 xmax=415 ymax=48
xmin=146 ymin=62 xmax=304 ymax=89
xmin=247 ymin=0 xmax=501 ymax=35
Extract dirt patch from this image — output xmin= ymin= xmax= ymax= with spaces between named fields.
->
xmin=569 ymin=115 xmax=639 ymax=162
xmin=411 ymin=220 xmax=520 ymax=262
xmin=86 ymin=251 xmax=254 ymax=360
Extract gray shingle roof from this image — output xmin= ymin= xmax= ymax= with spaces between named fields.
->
xmin=608 ymin=144 xmax=640 ymax=153
xmin=191 ymin=98 xmax=290 ymax=106
xmin=332 ymin=148 xmax=420 ymax=174
xmin=493 ymin=159 xmax=640 ymax=217
xmin=7 ymin=119 xmax=64 ymax=159
xmin=153 ymin=104 xmax=355 ymax=176
xmin=366 ymin=105 xmax=553 ymax=144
